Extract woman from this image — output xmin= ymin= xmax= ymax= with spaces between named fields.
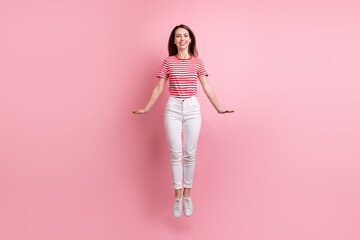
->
xmin=133 ymin=24 xmax=234 ymax=218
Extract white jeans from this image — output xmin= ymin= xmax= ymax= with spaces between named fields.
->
xmin=164 ymin=96 xmax=201 ymax=190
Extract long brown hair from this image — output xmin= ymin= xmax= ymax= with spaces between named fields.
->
xmin=168 ymin=24 xmax=199 ymax=58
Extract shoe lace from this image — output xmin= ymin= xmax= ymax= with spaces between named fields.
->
xmin=174 ymin=198 xmax=181 ymax=210
xmin=183 ymin=198 xmax=190 ymax=209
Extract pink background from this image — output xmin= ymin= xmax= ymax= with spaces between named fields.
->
xmin=1 ymin=0 xmax=359 ymax=239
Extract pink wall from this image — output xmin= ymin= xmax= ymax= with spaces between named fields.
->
xmin=1 ymin=0 xmax=359 ymax=239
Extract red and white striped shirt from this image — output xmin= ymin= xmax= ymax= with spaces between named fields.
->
xmin=156 ymin=55 xmax=209 ymax=99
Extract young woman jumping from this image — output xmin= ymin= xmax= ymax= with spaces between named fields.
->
xmin=133 ymin=24 xmax=234 ymax=218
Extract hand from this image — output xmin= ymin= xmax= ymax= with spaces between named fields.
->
xmin=132 ymin=109 xmax=148 ymax=114
xmin=217 ymin=108 xmax=234 ymax=114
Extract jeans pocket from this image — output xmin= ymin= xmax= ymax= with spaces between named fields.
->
xmin=193 ymin=99 xmax=200 ymax=108
xmin=165 ymin=98 xmax=174 ymax=109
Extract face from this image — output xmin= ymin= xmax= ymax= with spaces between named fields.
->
xmin=174 ymin=28 xmax=191 ymax=51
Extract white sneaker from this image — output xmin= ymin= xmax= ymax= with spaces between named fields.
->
xmin=183 ymin=195 xmax=193 ymax=217
xmin=173 ymin=193 xmax=183 ymax=218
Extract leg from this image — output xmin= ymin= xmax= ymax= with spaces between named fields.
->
xmin=164 ymin=109 xmax=183 ymax=193
xmin=182 ymin=108 xmax=201 ymax=194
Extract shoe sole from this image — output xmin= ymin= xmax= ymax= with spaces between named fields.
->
xmin=184 ymin=211 xmax=193 ymax=217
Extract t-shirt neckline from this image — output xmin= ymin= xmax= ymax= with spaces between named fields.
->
xmin=175 ymin=55 xmax=192 ymax=60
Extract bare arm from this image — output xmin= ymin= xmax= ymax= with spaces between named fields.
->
xmin=198 ymin=75 xmax=234 ymax=114
xmin=132 ymin=77 xmax=167 ymax=114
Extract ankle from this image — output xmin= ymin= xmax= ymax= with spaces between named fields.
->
xmin=183 ymin=190 xmax=191 ymax=197
xmin=175 ymin=189 xmax=182 ymax=198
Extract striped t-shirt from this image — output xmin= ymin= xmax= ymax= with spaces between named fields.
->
xmin=156 ymin=55 xmax=209 ymax=99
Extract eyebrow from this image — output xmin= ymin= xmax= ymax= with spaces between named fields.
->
xmin=176 ymin=34 xmax=188 ymax=36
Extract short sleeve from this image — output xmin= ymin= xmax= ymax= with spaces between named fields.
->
xmin=197 ymin=59 xmax=209 ymax=77
xmin=156 ymin=58 xmax=169 ymax=79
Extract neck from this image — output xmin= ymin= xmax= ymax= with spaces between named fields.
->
xmin=176 ymin=50 xmax=190 ymax=59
